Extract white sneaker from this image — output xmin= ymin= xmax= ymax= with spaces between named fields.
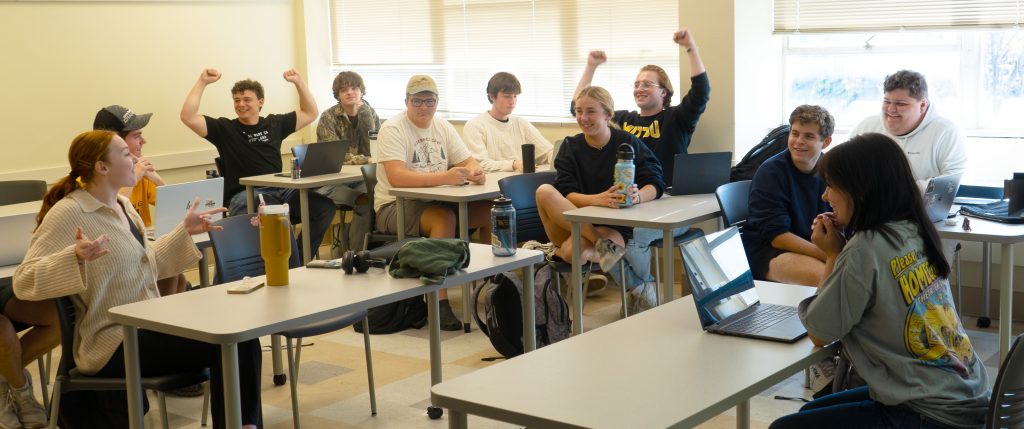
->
xmin=585 ymin=274 xmax=607 ymax=297
xmin=595 ymin=239 xmax=625 ymax=272
xmin=11 ymin=370 xmax=46 ymax=429
xmin=627 ymin=281 xmax=659 ymax=315
xmin=808 ymin=358 xmax=836 ymax=394
xmin=0 ymin=379 xmax=20 ymax=429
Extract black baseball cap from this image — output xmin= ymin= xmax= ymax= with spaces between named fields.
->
xmin=93 ymin=105 xmax=152 ymax=132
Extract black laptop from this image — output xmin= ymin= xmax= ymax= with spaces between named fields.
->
xmin=276 ymin=140 xmax=350 ymax=178
xmin=680 ymin=227 xmax=807 ymax=343
xmin=667 ymin=152 xmax=732 ymax=195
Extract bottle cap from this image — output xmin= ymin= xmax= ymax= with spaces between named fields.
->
xmin=617 ymin=143 xmax=635 ymax=160
xmin=494 ymin=195 xmax=513 ymax=207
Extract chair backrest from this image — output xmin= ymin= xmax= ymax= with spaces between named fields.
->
xmin=497 ymin=171 xmax=556 ymax=244
xmin=361 ymin=163 xmax=381 ymax=235
xmin=214 ymin=157 xmax=226 ymax=178
xmin=989 ymin=334 xmax=1024 ymax=428
xmin=0 ymin=180 xmax=47 ymax=206
xmin=54 ymin=297 xmax=78 ymax=376
xmin=208 ymin=214 xmax=301 ymax=284
xmin=715 ymin=180 xmax=751 ymax=228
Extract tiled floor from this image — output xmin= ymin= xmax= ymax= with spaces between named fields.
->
xmin=30 ymin=270 xmax=1007 ymax=429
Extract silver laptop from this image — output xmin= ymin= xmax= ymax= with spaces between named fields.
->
xmin=153 ymin=178 xmax=224 ymax=237
xmin=924 ymin=173 xmax=962 ymax=223
xmin=667 ymin=152 xmax=732 ymax=195
xmin=0 ymin=201 xmax=40 ymax=266
xmin=681 ymin=227 xmax=807 ymax=343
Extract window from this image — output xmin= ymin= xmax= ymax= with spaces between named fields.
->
xmin=328 ymin=0 xmax=681 ymax=120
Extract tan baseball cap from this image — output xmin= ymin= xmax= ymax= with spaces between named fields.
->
xmin=406 ymin=75 xmax=438 ymax=95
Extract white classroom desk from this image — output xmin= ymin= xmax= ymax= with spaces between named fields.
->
xmin=389 ymin=171 xmax=518 ymax=332
xmin=562 ymin=193 xmax=721 ymax=334
xmin=936 ymin=215 xmax=1024 ymax=360
xmin=239 ymin=168 xmax=364 ymax=264
xmin=109 ymin=244 xmax=543 ymax=429
xmin=432 ymin=281 xmax=835 ymax=429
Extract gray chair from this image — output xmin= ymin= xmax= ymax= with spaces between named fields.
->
xmin=988 ymin=334 xmax=1024 ymax=428
xmin=0 ymin=180 xmax=46 ymax=206
xmin=715 ymin=180 xmax=752 ymax=228
xmin=208 ymin=214 xmax=376 ymax=428
xmin=48 ymin=297 xmax=208 ymax=429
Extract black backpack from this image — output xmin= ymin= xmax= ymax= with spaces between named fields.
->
xmin=729 ymin=124 xmax=790 ymax=182
xmin=353 ymin=296 xmax=427 ymax=334
xmin=472 ymin=264 xmax=570 ymax=359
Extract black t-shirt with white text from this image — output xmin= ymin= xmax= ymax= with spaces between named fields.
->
xmin=203 ymin=113 xmax=297 ymax=200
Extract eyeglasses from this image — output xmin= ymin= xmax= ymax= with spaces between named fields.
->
xmin=409 ymin=98 xmax=438 ymax=107
xmin=633 ymin=80 xmax=661 ymax=89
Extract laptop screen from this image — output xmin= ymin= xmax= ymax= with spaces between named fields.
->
xmin=681 ymin=227 xmax=760 ymax=328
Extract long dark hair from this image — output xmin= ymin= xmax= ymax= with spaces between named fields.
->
xmin=37 ymin=130 xmax=115 ymax=227
xmin=818 ymin=132 xmax=950 ymax=278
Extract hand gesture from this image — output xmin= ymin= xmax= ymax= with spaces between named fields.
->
xmin=593 ymin=186 xmax=625 ymax=209
xmin=282 ymin=69 xmax=304 ymax=85
xmin=673 ymin=29 xmax=697 ymax=51
xmin=587 ymin=51 xmax=607 ymax=67
xmin=183 ymin=197 xmax=228 ymax=235
xmin=133 ymin=155 xmax=157 ymax=181
xmin=446 ymin=167 xmax=471 ymax=185
xmin=74 ymin=227 xmax=109 ymax=263
xmin=811 ymin=213 xmax=846 ymax=258
xmin=467 ymin=168 xmax=486 ymax=185
xmin=199 ymin=68 xmax=221 ymax=84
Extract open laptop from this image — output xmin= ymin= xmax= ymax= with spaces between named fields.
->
xmin=924 ymin=173 xmax=962 ymax=223
xmin=153 ymin=178 xmax=224 ymax=237
xmin=667 ymin=152 xmax=732 ymax=195
xmin=276 ymin=140 xmax=350 ymax=178
xmin=0 ymin=201 xmax=40 ymax=266
xmin=680 ymin=227 xmax=807 ymax=343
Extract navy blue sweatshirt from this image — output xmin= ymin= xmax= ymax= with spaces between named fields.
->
xmin=742 ymin=150 xmax=831 ymax=256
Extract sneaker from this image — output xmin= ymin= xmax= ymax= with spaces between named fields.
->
xmin=11 ymin=370 xmax=46 ymax=429
xmin=0 ymin=380 xmax=19 ymax=429
xmin=438 ymin=299 xmax=463 ymax=332
xmin=166 ymin=382 xmax=206 ymax=397
xmin=585 ymin=274 xmax=607 ymax=297
xmin=808 ymin=358 xmax=836 ymax=395
xmin=595 ymin=239 xmax=625 ymax=273
xmin=626 ymin=281 xmax=659 ymax=316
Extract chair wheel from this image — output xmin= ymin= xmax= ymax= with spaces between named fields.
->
xmin=273 ymin=374 xmax=287 ymax=386
xmin=427 ymin=406 xmax=444 ymax=419
xmin=977 ymin=317 xmax=991 ymax=329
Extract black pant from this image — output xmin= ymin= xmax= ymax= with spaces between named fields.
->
xmin=83 ymin=330 xmax=263 ymax=428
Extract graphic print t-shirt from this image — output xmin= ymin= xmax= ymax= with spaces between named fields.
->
xmin=373 ymin=112 xmax=473 ymax=212
xmin=798 ymin=221 xmax=989 ymax=428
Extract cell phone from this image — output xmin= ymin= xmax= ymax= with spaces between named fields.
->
xmin=227 ymin=280 xmax=265 ymax=294
xmin=306 ymin=259 xmax=343 ymax=269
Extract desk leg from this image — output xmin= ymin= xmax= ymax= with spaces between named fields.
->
xmin=221 ymin=343 xmax=242 ymax=428
xmin=271 ymin=335 xmax=285 ymax=385
xmin=1000 ymin=244 xmax=1015 ymax=361
xmin=983 ymin=244 xmax=993 ymax=325
xmin=523 ymin=263 xmax=536 ymax=352
xmin=662 ymin=228 xmax=674 ymax=302
xmin=396 ymin=197 xmax=406 ymax=240
xmin=448 ymin=410 xmax=468 ymax=429
xmin=246 ymin=185 xmax=255 ymax=214
xmin=428 ymin=290 xmax=442 ymax=385
xmin=122 ymin=326 xmax=144 ymax=429
xmin=571 ymin=222 xmax=583 ymax=335
xmin=459 ymin=202 xmax=471 ymax=333
xmin=300 ymin=189 xmax=312 ymax=263
xmin=736 ymin=399 xmax=750 ymax=429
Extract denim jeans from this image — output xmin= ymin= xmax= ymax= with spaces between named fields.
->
xmin=769 ymin=386 xmax=957 ymax=429
xmin=607 ymin=226 xmax=689 ymax=290
xmin=227 ymin=187 xmax=336 ymax=257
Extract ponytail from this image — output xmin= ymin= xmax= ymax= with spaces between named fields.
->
xmin=35 ymin=175 xmax=79 ymax=229
xmin=35 ymin=130 xmax=116 ymax=229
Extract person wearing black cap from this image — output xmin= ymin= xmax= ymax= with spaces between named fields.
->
xmin=94 ymin=106 xmax=190 ymax=298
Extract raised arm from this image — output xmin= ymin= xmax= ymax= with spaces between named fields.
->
xmin=572 ymin=51 xmax=607 ymax=110
xmin=284 ymin=69 xmax=319 ymax=132
xmin=180 ymin=68 xmax=221 ymax=138
xmin=673 ymin=29 xmax=706 ymax=77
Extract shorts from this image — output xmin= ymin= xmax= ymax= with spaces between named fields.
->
xmin=376 ymin=200 xmax=458 ymax=238
xmin=747 ymin=244 xmax=785 ymax=281
xmin=0 ymin=283 xmax=30 ymax=331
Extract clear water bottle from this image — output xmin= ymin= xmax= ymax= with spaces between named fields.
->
xmin=491 ymin=195 xmax=516 ymax=256
xmin=614 ymin=143 xmax=635 ymax=207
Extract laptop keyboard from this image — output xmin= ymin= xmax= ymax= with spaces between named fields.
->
xmin=723 ymin=304 xmax=798 ymax=334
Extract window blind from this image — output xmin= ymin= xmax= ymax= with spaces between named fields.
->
xmin=329 ymin=0 xmax=681 ymax=119
xmin=774 ymin=0 xmax=1023 ymax=34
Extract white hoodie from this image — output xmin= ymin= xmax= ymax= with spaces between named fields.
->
xmin=850 ymin=103 xmax=968 ymax=192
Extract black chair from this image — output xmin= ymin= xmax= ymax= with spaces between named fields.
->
xmin=0 ymin=180 xmax=47 ymax=206
xmin=497 ymin=173 xmax=632 ymax=314
xmin=48 ymin=297 xmax=208 ymax=429
xmin=359 ymin=163 xmax=423 ymax=252
xmin=715 ymin=180 xmax=752 ymax=228
xmin=988 ymin=334 xmax=1024 ymax=428
xmin=207 ymin=214 xmax=376 ymax=428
